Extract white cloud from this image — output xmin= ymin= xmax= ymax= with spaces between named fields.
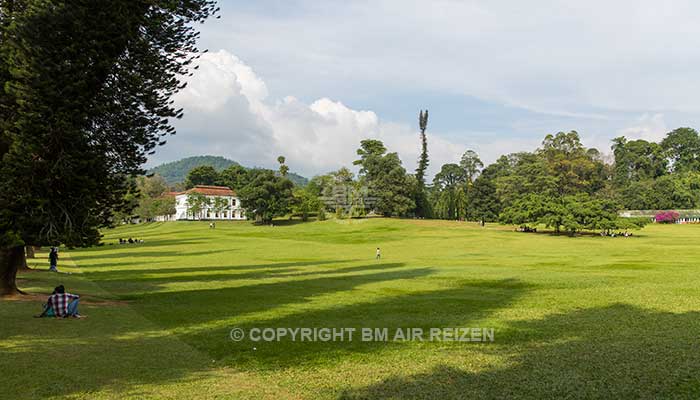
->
xmin=618 ymin=113 xmax=668 ymax=142
xmin=205 ymin=0 xmax=700 ymax=114
xmin=155 ymin=0 xmax=700 ymax=176
xmin=156 ymin=50 xmax=468 ymax=178
xmin=174 ymin=50 xmax=268 ymax=112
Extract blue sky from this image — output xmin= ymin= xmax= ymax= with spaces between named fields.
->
xmin=150 ymin=0 xmax=700 ymax=178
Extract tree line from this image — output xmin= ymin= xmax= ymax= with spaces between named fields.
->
xmin=223 ymin=113 xmax=700 ymax=236
xmin=426 ymin=127 xmax=700 ymax=234
xmin=174 ymin=120 xmax=700 ymax=236
xmin=178 ymin=114 xmax=700 ymax=237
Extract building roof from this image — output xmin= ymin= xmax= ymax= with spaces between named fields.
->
xmin=169 ymin=185 xmax=236 ymax=197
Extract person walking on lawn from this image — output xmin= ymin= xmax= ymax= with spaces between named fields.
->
xmin=48 ymin=247 xmax=58 ymax=272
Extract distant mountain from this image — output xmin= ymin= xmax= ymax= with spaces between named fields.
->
xmin=148 ymin=155 xmax=309 ymax=187
xmin=148 ymin=156 xmax=238 ymax=184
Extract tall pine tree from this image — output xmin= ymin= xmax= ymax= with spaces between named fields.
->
xmin=0 ymin=0 xmax=218 ymax=295
xmin=414 ymin=109 xmax=430 ymax=217
xmin=416 ymin=110 xmax=429 ymax=185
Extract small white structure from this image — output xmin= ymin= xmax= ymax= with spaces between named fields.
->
xmin=161 ymin=185 xmax=246 ymax=221
xmin=619 ymin=209 xmax=700 ymax=224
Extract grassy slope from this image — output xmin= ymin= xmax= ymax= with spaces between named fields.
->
xmin=2 ymin=219 xmax=700 ymax=399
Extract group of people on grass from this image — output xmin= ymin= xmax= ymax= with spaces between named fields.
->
xmin=515 ymin=227 xmax=634 ymax=237
xmin=518 ymin=226 xmax=538 ymax=233
xmin=601 ymin=231 xmax=633 ymax=237
xmin=119 ymin=238 xmax=143 ymax=244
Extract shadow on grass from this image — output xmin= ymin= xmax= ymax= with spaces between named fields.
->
xmin=1 ymin=263 xmax=436 ymax=398
xmin=88 ymin=260 xmax=400 ymax=289
xmin=13 ymin=280 xmax=700 ymax=398
xmin=232 ymin=228 xmax=407 ymax=245
xmin=71 ymin=248 xmax=235 ymax=261
xmin=340 ymin=303 xmax=700 ymax=399
xmin=81 ymin=259 xmax=359 ymax=281
xmin=129 ymin=263 xmax=427 ymax=313
xmin=514 ymin=230 xmax=649 ymax=239
xmin=266 ymin=219 xmax=313 ymax=226
xmin=71 ymin=237 xmax=210 ymax=255
xmin=210 ymin=278 xmax=528 ymax=371
xmin=0 ymin=298 xmax=230 ymax=399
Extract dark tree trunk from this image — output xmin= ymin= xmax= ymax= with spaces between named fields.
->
xmin=19 ymin=247 xmax=29 ymax=270
xmin=0 ymin=246 xmax=25 ymax=296
xmin=19 ymin=246 xmax=33 ymax=270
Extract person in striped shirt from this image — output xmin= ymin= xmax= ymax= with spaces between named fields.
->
xmin=46 ymin=285 xmax=82 ymax=318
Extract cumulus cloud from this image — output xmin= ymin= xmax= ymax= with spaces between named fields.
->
xmin=155 ymin=50 xmax=467 ymax=178
xmin=153 ymin=1 xmax=700 ymax=175
xmin=618 ymin=113 xmax=668 ymax=142
xmin=175 ymin=50 xmax=268 ymax=112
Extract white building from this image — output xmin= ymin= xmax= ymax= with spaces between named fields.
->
xmin=160 ymin=185 xmax=246 ymax=221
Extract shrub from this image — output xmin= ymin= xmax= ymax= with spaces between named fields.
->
xmin=655 ymin=210 xmax=680 ymax=223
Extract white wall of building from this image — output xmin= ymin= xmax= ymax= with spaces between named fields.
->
xmin=171 ymin=194 xmax=246 ymax=221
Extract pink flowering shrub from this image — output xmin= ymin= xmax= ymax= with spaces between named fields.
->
xmin=655 ymin=210 xmax=680 ymax=223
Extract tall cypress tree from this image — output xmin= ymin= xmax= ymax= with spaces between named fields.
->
xmin=0 ymin=0 xmax=218 ymax=295
xmin=416 ymin=110 xmax=429 ymax=185
xmin=414 ymin=109 xmax=430 ymax=217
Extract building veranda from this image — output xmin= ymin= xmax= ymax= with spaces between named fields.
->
xmin=158 ymin=185 xmax=246 ymax=221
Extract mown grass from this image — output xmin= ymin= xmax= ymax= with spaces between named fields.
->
xmin=2 ymin=219 xmax=700 ymax=399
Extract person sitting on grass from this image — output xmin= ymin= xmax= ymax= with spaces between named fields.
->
xmin=35 ymin=286 xmax=60 ymax=318
xmin=37 ymin=285 xmax=83 ymax=318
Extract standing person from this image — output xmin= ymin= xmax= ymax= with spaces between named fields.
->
xmin=47 ymin=285 xmax=82 ymax=318
xmin=48 ymin=247 xmax=58 ymax=272
xmin=376 ymin=247 xmax=381 ymax=260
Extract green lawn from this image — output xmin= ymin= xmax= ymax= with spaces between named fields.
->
xmin=3 ymin=219 xmax=700 ymax=399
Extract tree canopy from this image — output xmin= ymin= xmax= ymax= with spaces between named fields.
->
xmin=0 ymin=0 xmax=218 ymax=294
xmin=354 ymin=139 xmax=415 ymax=217
xmin=238 ymin=170 xmax=294 ymax=224
xmin=185 ymin=165 xmax=220 ymax=188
